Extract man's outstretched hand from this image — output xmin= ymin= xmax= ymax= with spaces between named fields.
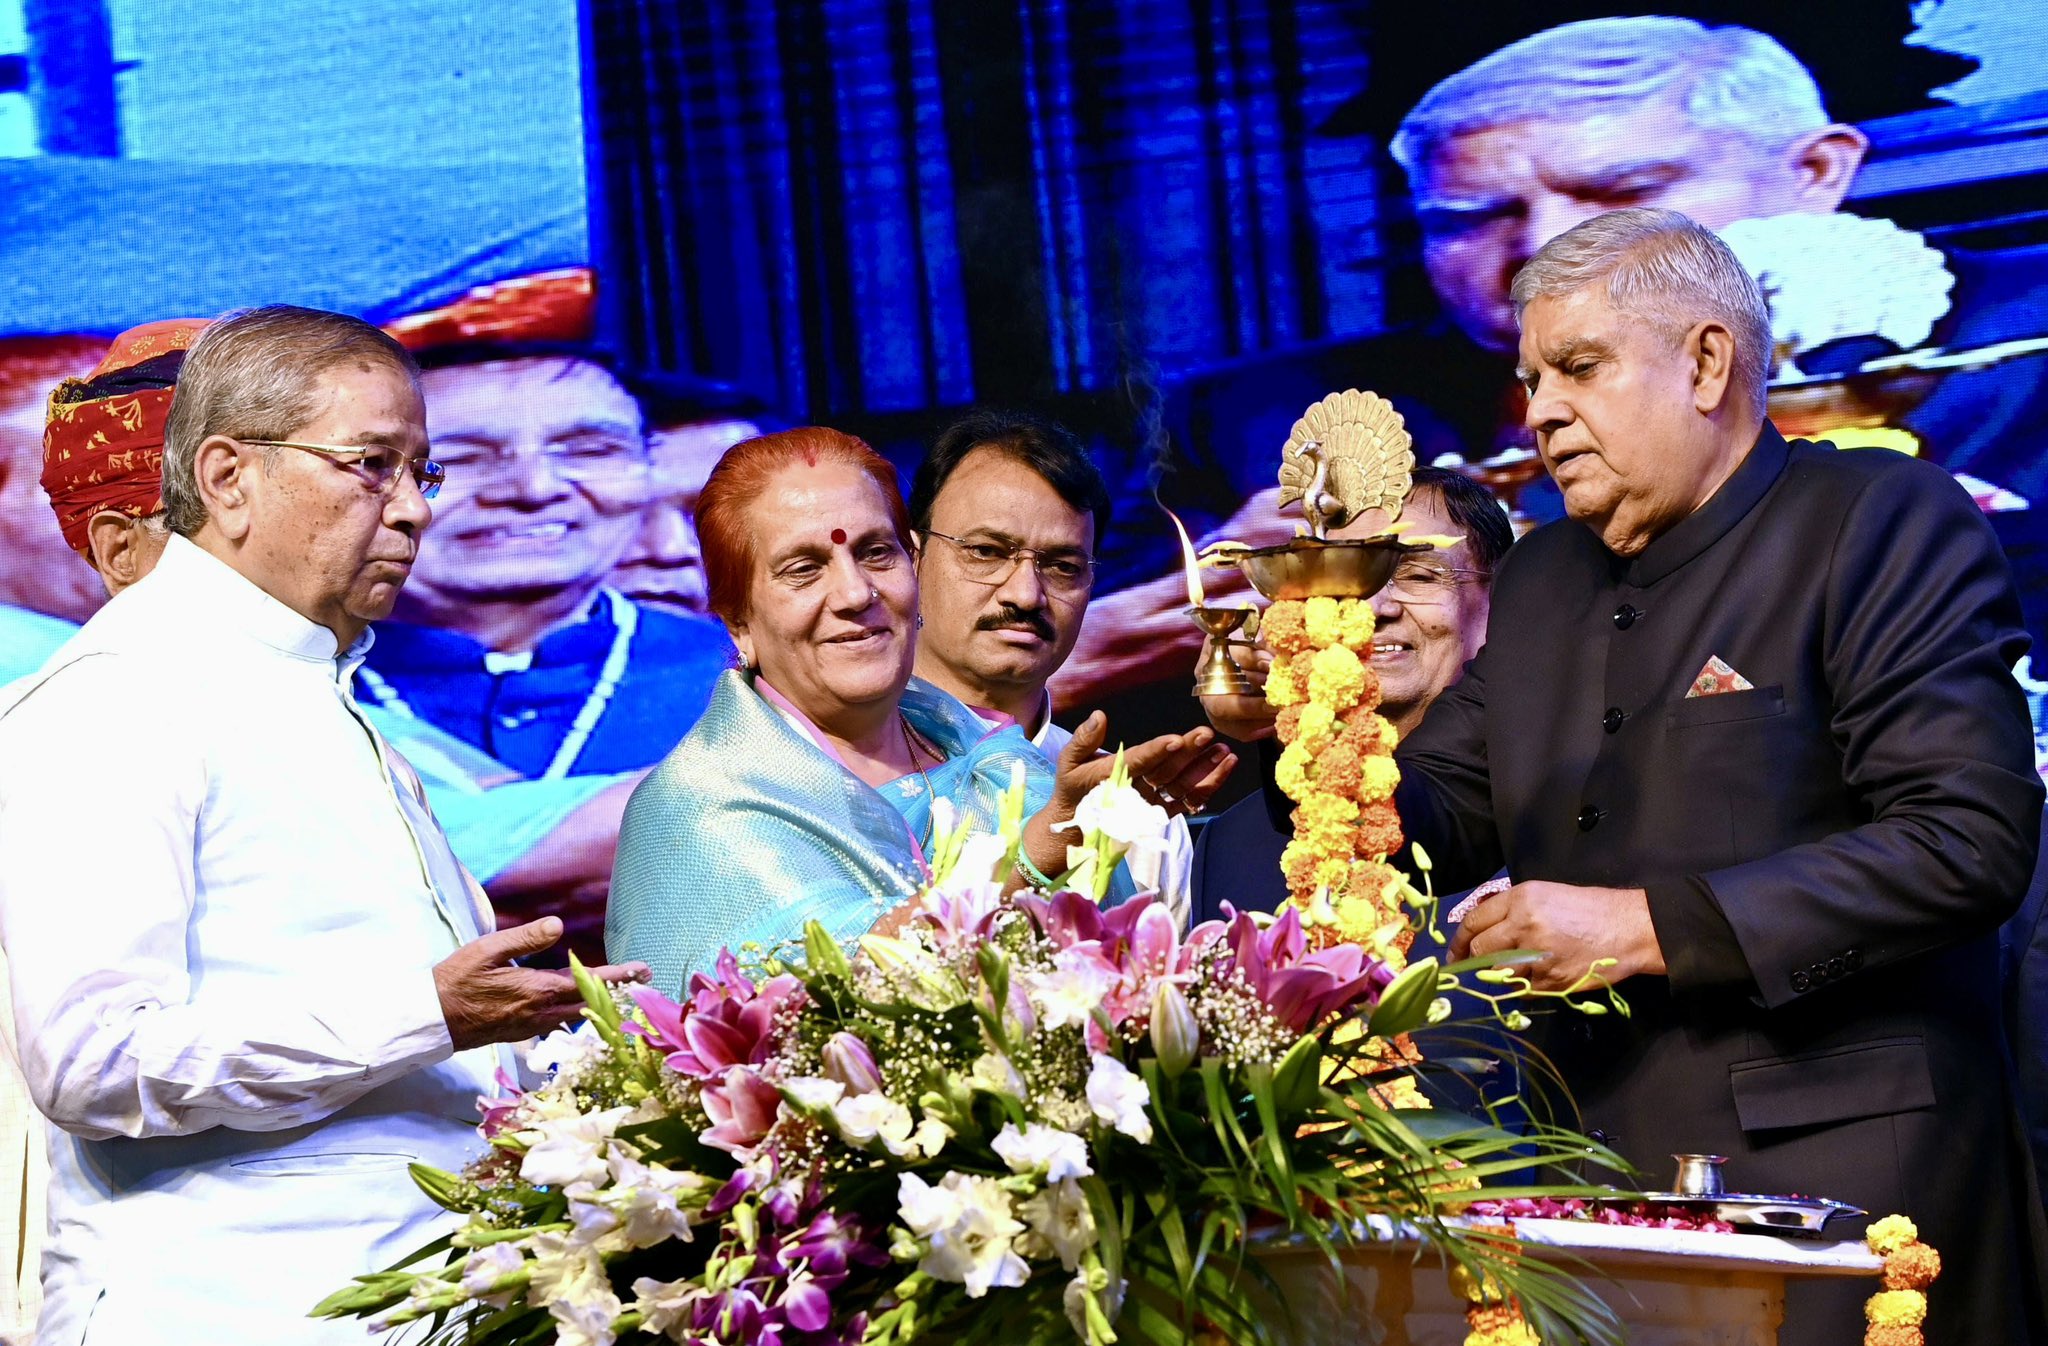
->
xmin=435 ymin=916 xmax=651 ymax=1052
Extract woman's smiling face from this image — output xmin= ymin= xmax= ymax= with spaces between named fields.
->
xmin=728 ymin=460 xmax=919 ymax=725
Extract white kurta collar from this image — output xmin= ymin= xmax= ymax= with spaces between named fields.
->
xmin=153 ymin=534 xmax=373 ymax=668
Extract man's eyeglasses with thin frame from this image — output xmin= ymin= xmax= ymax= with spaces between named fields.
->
xmin=1382 ymin=561 xmax=1488 ymax=605
xmin=238 ymin=439 xmax=446 ymax=500
xmin=919 ymin=530 xmax=1097 ymax=596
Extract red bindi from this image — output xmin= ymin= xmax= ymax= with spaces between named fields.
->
xmin=831 ymin=528 xmax=847 ymax=545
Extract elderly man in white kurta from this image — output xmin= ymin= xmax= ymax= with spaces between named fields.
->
xmin=0 ymin=306 xmax=646 ymax=1346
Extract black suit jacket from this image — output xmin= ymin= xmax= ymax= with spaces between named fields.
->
xmin=1395 ymin=425 xmax=2045 ymax=1346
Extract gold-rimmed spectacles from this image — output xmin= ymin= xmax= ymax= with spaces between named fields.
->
xmin=240 ymin=439 xmax=445 ymax=500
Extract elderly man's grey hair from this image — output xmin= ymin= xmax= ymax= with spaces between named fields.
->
xmin=1511 ymin=208 xmax=1772 ymax=410
xmin=161 ymin=305 xmax=418 ymax=537
xmin=1391 ymin=17 xmax=1830 ymax=182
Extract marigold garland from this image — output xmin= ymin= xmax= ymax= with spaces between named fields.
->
xmin=1452 ymin=1226 xmax=1540 ymax=1345
xmin=1264 ymin=596 xmax=1416 ymax=960
xmin=1863 ymin=1215 xmax=1939 ymax=1346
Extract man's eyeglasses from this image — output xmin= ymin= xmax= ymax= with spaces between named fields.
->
xmin=240 ymin=439 xmax=445 ymax=500
xmin=429 ymin=437 xmax=652 ymax=494
xmin=920 ymin=530 xmax=1096 ymax=596
xmin=1382 ymin=561 xmax=1488 ymax=605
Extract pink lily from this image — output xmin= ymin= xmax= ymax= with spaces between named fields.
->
xmin=702 ymin=1064 xmax=786 ymax=1158
xmin=475 ymin=1068 xmax=525 ymax=1139
xmin=1223 ymin=905 xmax=1393 ymax=1033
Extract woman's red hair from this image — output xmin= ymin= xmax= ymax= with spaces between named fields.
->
xmin=696 ymin=426 xmax=913 ymax=626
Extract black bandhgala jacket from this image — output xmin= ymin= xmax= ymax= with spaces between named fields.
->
xmin=1396 ymin=424 xmax=2046 ymax=1346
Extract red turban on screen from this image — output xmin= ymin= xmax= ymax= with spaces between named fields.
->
xmin=40 ymin=319 xmax=207 ymax=554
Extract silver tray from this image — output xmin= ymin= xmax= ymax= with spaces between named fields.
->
xmin=1607 ymin=1192 xmax=1866 ymax=1237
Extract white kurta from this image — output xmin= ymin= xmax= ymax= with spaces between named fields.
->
xmin=0 ymin=537 xmax=503 ymax=1346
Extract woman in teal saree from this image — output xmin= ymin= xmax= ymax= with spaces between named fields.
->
xmin=607 ymin=428 xmax=1232 ymax=993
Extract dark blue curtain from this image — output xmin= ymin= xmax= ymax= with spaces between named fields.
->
xmin=585 ymin=0 xmax=1381 ymax=422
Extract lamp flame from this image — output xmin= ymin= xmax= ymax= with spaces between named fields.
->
xmin=1168 ymin=509 xmax=1205 ymax=607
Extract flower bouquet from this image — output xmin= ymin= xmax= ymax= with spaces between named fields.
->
xmin=319 ymin=763 xmax=1626 ymax=1346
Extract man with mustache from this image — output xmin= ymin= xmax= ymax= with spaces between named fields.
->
xmin=0 ymin=306 xmax=649 ymax=1344
xmin=909 ymin=409 xmax=1208 ymax=920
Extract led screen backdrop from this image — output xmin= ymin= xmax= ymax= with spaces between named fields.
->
xmin=4 ymin=0 xmax=2045 ymax=951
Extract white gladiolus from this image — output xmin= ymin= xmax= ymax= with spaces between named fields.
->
xmin=991 ymin=1122 xmax=1094 ymax=1182
xmin=834 ymin=1091 xmax=918 ymax=1155
xmin=969 ymin=1051 xmax=1028 ymax=1100
xmin=631 ymin=1276 xmax=703 ymax=1337
xmin=1019 ymin=1177 xmax=1098 ymax=1271
xmin=1085 ymin=1055 xmax=1154 ymax=1143
xmin=896 ymin=1172 xmax=1031 ymax=1298
xmin=460 ymin=1242 xmax=526 ymax=1309
xmin=1059 ymin=777 xmax=1171 ymax=855
xmin=519 ymin=1105 xmax=637 ymax=1188
xmin=526 ymin=1232 xmax=621 ymax=1346
xmin=602 ymin=1146 xmax=703 ymax=1248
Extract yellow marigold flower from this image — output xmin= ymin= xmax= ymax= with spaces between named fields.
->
xmin=1337 ymin=598 xmax=1377 ymax=648
xmin=1297 ymin=701 xmax=1337 ymax=752
xmin=1378 ymin=716 xmax=1401 ymax=751
xmin=1865 ymin=1290 xmax=1926 ymax=1328
xmin=1865 ymin=1215 xmax=1919 ymax=1257
xmin=1274 ymin=740 xmax=1314 ymax=799
xmin=1304 ymin=595 xmax=1343 ymax=648
xmin=1882 ymin=1242 xmax=1940 ymax=1290
xmin=1862 ymin=1326 xmax=1921 ymax=1346
xmin=1358 ymin=754 xmax=1402 ymax=804
xmin=1265 ymin=654 xmax=1302 ymax=707
xmin=1299 ymin=791 xmax=1359 ymax=827
xmin=1448 ymin=1263 xmax=1508 ymax=1304
xmin=1261 ymin=600 xmax=1311 ymax=657
xmin=1313 ymin=856 xmax=1349 ymax=891
xmin=1307 ymin=644 xmax=1366 ymax=711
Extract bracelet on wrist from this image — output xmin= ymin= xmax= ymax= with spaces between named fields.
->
xmin=1013 ymin=850 xmax=1058 ymax=891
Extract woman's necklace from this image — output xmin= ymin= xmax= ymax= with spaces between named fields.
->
xmin=355 ymin=588 xmax=638 ymax=781
xmin=899 ymin=712 xmax=944 ymax=848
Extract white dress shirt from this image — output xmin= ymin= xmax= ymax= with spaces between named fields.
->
xmin=0 ymin=537 xmax=502 ymax=1346
xmin=980 ymin=692 xmax=1195 ymax=930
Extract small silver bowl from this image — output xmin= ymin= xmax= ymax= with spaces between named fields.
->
xmin=1234 ymin=537 xmax=1430 ymax=602
xmin=1671 ymin=1153 xmax=1729 ymax=1198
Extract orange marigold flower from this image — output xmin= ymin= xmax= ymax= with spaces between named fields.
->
xmin=1355 ymin=808 xmax=1404 ymax=859
xmin=1882 ymin=1243 xmax=1940 ymax=1291
xmin=1262 ymin=601 xmax=1311 ymax=657
xmin=1274 ymin=704 xmax=1305 ymax=741
xmin=1314 ymin=742 xmax=1365 ymax=796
